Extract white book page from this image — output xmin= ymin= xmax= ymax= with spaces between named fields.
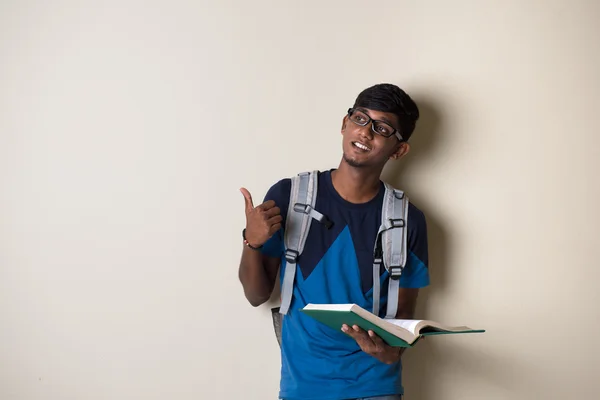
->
xmin=303 ymin=303 xmax=354 ymax=311
xmin=387 ymin=319 xmax=423 ymax=335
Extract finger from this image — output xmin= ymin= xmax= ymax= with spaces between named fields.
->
xmin=269 ymin=223 xmax=282 ymax=235
xmin=352 ymin=325 xmax=371 ymax=339
xmin=368 ymin=330 xmax=387 ymax=351
xmin=348 ymin=325 xmax=375 ymax=352
xmin=257 ymin=200 xmax=276 ymax=211
xmin=342 ymin=324 xmax=360 ymax=336
xmin=239 ymin=188 xmax=254 ymax=212
xmin=344 ymin=325 xmax=370 ymax=344
xmin=267 ymin=215 xmax=283 ymax=226
xmin=341 ymin=324 xmax=355 ymax=337
xmin=264 ymin=206 xmax=281 ymax=218
xmin=355 ymin=325 xmax=378 ymax=347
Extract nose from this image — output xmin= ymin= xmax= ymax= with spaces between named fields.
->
xmin=358 ymin=122 xmax=375 ymax=140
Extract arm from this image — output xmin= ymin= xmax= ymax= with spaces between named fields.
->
xmin=238 ymin=187 xmax=283 ymax=307
xmin=390 ymin=288 xmax=420 ymax=360
xmin=344 ymin=204 xmax=430 ymax=363
xmin=395 ymin=287 xmax=419 ymax=319
xmin=238 ymin=248 xmax=280 ymax=307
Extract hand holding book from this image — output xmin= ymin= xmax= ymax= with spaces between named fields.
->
xmin=301 ymin=303 xmax=485 ymax=348
xmin=341 ymin=323 xmax=405 ymax=364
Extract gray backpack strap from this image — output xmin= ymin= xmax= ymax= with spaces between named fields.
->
xmin=279 ymin=171 xmax=320 ymax=315
xmin=372 ymin=239 xmax=384 ymax=317
xmin=372 ymin=183 xmax=409 ymax=318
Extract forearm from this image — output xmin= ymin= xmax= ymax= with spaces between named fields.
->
xmin=395 ymin=308 xmax=415 ymax=319
xmin=389 ymin=308 xmax=411 ymax=361
xmin=395 ymin=288 xmax=419 ymax=320
xmin=393 ymin=288 xmax=420 ymax=360
xmin=238 ymin=247 xmax=275 ymax=307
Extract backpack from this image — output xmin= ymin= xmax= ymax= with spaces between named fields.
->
xmin=271 ymin=170 xmax=409 ymax=345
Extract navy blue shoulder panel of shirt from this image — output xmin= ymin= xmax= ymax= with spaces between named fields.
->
xmin=261 ymin=169 xmax=428 ymax=293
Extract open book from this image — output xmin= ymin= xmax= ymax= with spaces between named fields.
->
xmin=301 ymin=303 xmax=485 ymax=347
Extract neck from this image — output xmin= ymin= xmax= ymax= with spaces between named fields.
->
xmin=331 ymin=160 xmax=383 ymax=204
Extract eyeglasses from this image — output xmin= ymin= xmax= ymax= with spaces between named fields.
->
xmin=347 ymin=108 xmax=404 ymax=142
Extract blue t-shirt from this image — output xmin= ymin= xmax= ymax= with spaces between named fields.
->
xmin=260 ymin=170 xmax=430 ymax=400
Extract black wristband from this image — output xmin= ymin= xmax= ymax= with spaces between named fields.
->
xmin=242 ymin=228 xmax=263 ymax=250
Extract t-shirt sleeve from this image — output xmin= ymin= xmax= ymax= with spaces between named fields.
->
xmin=259 ymin=178 xmax=291 ymax=259
xmin=399 ymin=203 xmax=430 ymax=288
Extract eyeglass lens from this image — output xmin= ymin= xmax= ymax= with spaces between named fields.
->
xmin=349 ymin=109 xmax=394 ymax=137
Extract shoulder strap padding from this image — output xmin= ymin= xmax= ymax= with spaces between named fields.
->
xmin=380 ymin=182 xmax=409 ymax=318
xmin=381 ymin=183 xmax=409 ymax=275
xmin=279 ymin=171 xmax=318 ymax=315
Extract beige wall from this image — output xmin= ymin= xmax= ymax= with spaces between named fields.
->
xmin=1 ymin=1 xmax=599 ymax=399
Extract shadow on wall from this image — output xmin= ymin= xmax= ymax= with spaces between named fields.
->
xmin=382 ymin=92 xmax=450 ymax=296
xmin=384 ymin=94 xmax=524 ymax=399
xmin=382 ymin=94 xmax=451 ymax=400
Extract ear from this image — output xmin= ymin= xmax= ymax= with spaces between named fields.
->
xmin=341 ymin=115 xmax=348 ymax=132
xmin=390 ymin=142 xmax=410 ymax=160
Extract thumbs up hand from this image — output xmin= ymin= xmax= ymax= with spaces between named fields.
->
xmin=240 ymin=188 xmax=282 ymax=248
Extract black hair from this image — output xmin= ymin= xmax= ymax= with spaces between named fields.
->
xmin=353 ymin=83 xmax=420 ymax=141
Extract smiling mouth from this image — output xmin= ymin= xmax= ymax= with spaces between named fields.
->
xmin=352 ymin=141 xmax=371 ymax=152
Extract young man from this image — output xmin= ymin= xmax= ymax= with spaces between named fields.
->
xmin=238 ymin=83 xmax=429 ymax=400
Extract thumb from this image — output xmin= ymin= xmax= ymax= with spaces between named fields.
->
xmin=239 ymin=187 xmax=254 ymax=212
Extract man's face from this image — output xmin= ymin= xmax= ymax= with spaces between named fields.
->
xmin=341 ymin=107 xmax=409 ymax=169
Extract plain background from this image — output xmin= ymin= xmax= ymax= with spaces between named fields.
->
xmin=1 ymin=1 xmax=599 ymax=399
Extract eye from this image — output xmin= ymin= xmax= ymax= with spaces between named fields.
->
xmin=376 ymin=124 xmax=391 ymax=135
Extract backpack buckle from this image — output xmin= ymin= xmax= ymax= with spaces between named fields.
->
xmin=393 ymin=190 xmax=405 ymax=199
xmin=293 ymin=203 xmax=311 ymax=214
xmin=285 ymin=249 xmax=300 ymax=263
xmin=293 ymin=203 xmax=334 ymax=230
xmin=389 ymin=218 xmax=405 ymax=228
xmin=389 ymin=266 xmax=403 ymax=280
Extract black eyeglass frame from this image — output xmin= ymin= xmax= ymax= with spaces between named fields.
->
xmin=347 ymin=108 xmax=405 ymax=142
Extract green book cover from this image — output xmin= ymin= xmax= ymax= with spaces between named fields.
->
xmin=300 ymin=303 xmax=485 ymax=348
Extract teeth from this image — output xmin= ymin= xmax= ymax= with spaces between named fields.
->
xmin=354 ymin=142 xmax=370 ymax=151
